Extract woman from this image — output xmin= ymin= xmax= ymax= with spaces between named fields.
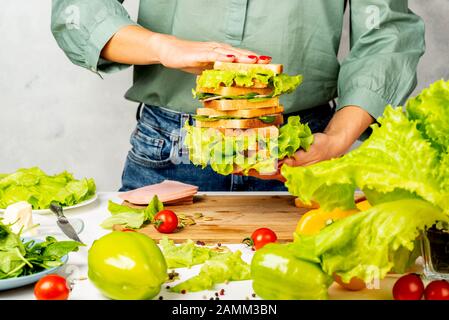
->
xmin=51 ymin=0 xmax=424 ymax=191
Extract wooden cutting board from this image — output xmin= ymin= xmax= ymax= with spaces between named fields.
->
xmin=115 ymin=194 xmax=307 ymax=244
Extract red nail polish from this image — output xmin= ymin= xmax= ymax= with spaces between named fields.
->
xmin=248 ymin=55 xmax=258 ymax=60
xmin=259 ymin=55 xmax=272 ymax=60
xmin=226 ymin=54 xmax=235 ymax=58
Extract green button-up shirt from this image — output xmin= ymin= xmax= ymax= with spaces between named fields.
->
xmin=51 ymin=0 xmax=424 ymax=117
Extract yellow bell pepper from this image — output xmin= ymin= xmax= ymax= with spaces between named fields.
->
xmin=355 ymin=199 xmax=371 ymax=211
xmin=296 ymin=200 xmax=371 ymax=235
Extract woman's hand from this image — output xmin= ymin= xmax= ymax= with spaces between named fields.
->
xmin=240 ymin=106 xmax=374 ymax=182
xmin=282 ymin=132 xmax=345 ymax=167
xmin=236 ymin=133 xmax=345 ymax=182
xmin=101 ymin=26 xmax=272 ymax=74
xmin=153 ymin=33 xmax=272 ymax=74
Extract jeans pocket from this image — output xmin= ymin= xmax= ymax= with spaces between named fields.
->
xmin=128 ymin=127 xmax=174 ymax=169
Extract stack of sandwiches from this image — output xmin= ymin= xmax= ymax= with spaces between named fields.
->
xmin=193 ymin=62 xmax=301 ymax=131
xmin=184 ymin=61 xmax=308 ymax=176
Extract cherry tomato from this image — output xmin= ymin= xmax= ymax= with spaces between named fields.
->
xmin=153 ymin=210 xmax=178 ymax=234
xmin=424 ymin=280 xmax=449 ymax=300
xmin=247 ymin=228 xmax=277 ymax=250
xmin=34 ymin=274 xmax=70 ymax=300
xmin=392 ymin=273 xmax=424 ymax=300
xmin=334 ymin=274 xmax=366 ymax=291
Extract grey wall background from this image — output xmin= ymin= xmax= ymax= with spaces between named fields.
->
xmin=1 ymin=0 xmax=448 ymax=191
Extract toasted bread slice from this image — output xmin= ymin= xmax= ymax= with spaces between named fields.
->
xmin=197 ymin=86 xmax=273 ymax=96
xmin=203 ymin=97 xmax=279 ymax=110
xmin=214 ymin=61 xmax=283 ymax=74
xmin=196 ymin=114 xmax=283 ymax=129
xmin=197 ymin=106 xmax=284 ymax=118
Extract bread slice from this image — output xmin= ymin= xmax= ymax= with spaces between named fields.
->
xmin=196 ymin=114 xmax=283 ymax=129
xmin=197 ymin=106 xmax=284 ymax=118
xmin=197 ymin=86 xmax=273 ymax=96
xmin=214 ymin=61 xmax=283 ymax=74
xmin=218 ymin=126 xmax=280 ymax=138
xmin=203 ymin=97 xmax=279 ymax=111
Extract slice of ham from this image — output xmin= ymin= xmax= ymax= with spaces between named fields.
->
xmin=119 ymin=180 xmax=199 ymax=205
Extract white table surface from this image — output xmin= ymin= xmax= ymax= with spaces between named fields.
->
xmin=0 ymin=192 xmax=399 ymax=300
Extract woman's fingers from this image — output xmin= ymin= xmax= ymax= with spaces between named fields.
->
xmin=282 ymin=150 xmax=307 ymax=167
xmin=195 ymin=50 xmax=236 ymax=64
xmin=235 ymin=54 xmax=259 ymax=64
xmin=172 ymin=39 xmax=273 ymax=74
xmin=282 ymin=150 xmax=320 ymax=168
xmin=215 ymin=44 xmax=272 ymax=64
xmin=257 ymin=55 xmax=272 ymax=64
xmin=211 ymin=47 xmax=259 ymax=64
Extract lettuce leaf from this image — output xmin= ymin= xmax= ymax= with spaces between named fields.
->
xmin=101 ymin=196 xmax=163 ymax=229
xmin=278 ymin=116 xmax=313 ymax=156
xmin=192 ymin=90 xmax=268 ymax=101
xmin=291 ymin=199 xmax=449 ymax=284
xmin=184 ymin=116 xmax=313 ymax=176
xmin=272 ymin=73 xmax=303 ymax=96
xmin=170 ymin=251 xmax=250 ymax=293
xmin=406 ymin=79 xmax=449 ymax=152
xmin=159 ymin=237 xmax=229 ymax=269
xmin=100 ymin=212 xmax=145 ymax=229
xmin=196 ymin=69 xmax=302 ymax=97
xmin=282 ymin=106 xmax=449 ymax=212
xmin=108 ymin=200 xmax=143 ymax=215
xmin=0 ymin=168 xmax=96 ymax=210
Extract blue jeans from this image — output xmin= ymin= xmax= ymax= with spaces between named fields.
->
xmin=120 ymin=104 xmax=334 ymax=192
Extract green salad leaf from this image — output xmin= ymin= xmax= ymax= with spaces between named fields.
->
xmin=192 ymin=91 xmax=269 ymax=101
xmin=184 ymin=116 xmax=313 ymax=176
xmin=107 ymin=200 xmax=143 ymax=215
xmin=159 ymin=237 xmax=229 ymax=269
xmin=278 ymin=116 xmax=313 ymax=156
xmin=252 ymin=80 xmax=449 ymax=299
xmin=282 ymin=106 xmax=449 ymax=212
xmin=100 ymin=212 xmax=145 ymax=229
xmin=0 ymin=167 xmax=96 ymax=210
xmin=272 ymin=73 xmax=303 ymax=96
xmin=0 ymin=223 xmax=82 ymax=279
xmin=101 ymin=196 xmax=163 ymax=229
xmin=406 ymin=80 xmax=449 ymax=152
xmin=292 ymin=199 xmax=449 ymax=284
xmin=258 ymin=115 xmax=276 ymax=124
xmin=196 ymin=69 xmax=302 ymax=97
xmin=171 ymin=251 xmax=251 ymax=293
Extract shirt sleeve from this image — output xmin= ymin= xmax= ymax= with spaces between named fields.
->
xmin=51 ymin=0 xmax=138 ymax=75
xmin=337 ymin=0 xmax=425 ymax=119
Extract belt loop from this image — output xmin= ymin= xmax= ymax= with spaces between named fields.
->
xmin=180 ymin=113 xmax=190 ymax=128
xmin=177 ymin=113 xmax=191 ymax=159
xmin=136 ymin=103 xmax=143 ymax=121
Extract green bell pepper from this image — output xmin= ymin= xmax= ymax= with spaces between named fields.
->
xmin=251 ymin=243 xmax=332 ymax=300
xmin=88 ymin=231 xmax=167 ymax=300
